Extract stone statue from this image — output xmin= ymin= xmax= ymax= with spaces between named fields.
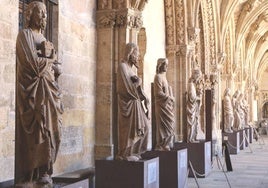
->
xmin=232 ymin=90 xmax=241 ymax=130
xmin=15 ymin=1 xmax=63 ymax=186
xmin=154 ymin=58 xmax=175 ymax=151
xmin=223 ymin=88 xmax=234 ymax=133
xmin=237 ymin=93 xmax=245 ymax=129
xmin=116 ymin=43 xmax=149 ymax=161
xmin=242 ymin=93 xmax=250 ymax=126
xmin=186 ymin=68 xmax=205 ymax=143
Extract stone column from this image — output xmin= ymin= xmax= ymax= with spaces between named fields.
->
xmin=95 ymin=9 xmax=116 ymax=160
xmin=95 ymin=1 xmax=146 ymax=160
xmin=177 ymin=44 xmax=194 ymax=142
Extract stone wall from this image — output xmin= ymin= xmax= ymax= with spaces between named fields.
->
xmin=0 ymin=0 xmax=97 ymax=181
xmin=54 ymin=0 xmax=96 ymax=175
xmin=0 ymin=0 xmax=18 ymax=182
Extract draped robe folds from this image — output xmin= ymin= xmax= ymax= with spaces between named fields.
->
xmin=15 ymin=29 xmax=63 ymax=181
xmin=223 ymin=94 xmax=234 ymax=132
xmin=186 ymin=82 xmax=199 ymax=142
xmin=232 ymin=97 xmax=241 ymax=130
xmin=116 ymin=62 xmax=149 ymax=159
xmin=154 ymin=74 xmax=175 ymax=149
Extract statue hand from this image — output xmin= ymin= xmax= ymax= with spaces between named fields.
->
xmin=49 ymin=49 xmax=57 ymax=64
xmin=130 ymin=75 xmax=139 ymax=83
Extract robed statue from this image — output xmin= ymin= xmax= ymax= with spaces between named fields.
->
xmin=116 ymin=43 xmax=149 ymax=161
xmin=186 ymin=68 xmax=204 ymax=143
xmin=223 ymin=88 xmax=234 ymax=133
xmin=16 ymin=1 xmax=63 ymax=186
xmin=154 ymin=58 xmax=175 ymax=151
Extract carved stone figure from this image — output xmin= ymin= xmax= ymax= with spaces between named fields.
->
xmin=223 ymin=88 xmax=234 ymax=133
xmin=116 ymin=43 xmax=149 ymax=161
xmin=154 ymin=58 xmax=175 ymax=151
xmin=15 ymin=1 xmax=63 ymax=186
xmin=186 ymin=68 xmax=205 ymax=143
xmin=237 ymin=93 xmax=245 ymax=129
xmin=242 ymin=93 xmax=250 ymax=126
xmin=232 ymin=90 xmax=241 ymax=130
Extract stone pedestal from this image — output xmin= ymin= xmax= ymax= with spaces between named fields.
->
xmin=53 ymin=168 xmax=95 ymax=188
xmin=174 ymin=141 xmax=211 ymax=178
xmin=222 ymin=131 xmax=240 ymax=154
xmin=244 ymin=128 xmax=250 ymax=147
xmin=95 ymin=157 xmax=159 ymax=188
xmin=239 ymin=129 xmax=246 ymax=150
xmin=142 ymin=149 xmax=188 ymax=188
xmin=248 ymin=127 xmax=253 ymax=143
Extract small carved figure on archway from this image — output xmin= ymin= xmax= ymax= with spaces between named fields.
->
xmin=16 ymin=1 xmax=63 ymax=186
xmin=154 ymin=58 xmax=175 ymax=151
xmin=116 ymin=43 xmax=149 ymax=161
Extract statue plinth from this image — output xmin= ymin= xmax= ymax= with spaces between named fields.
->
xmin=141 ymin=149 xmax=188 ymax=188
xmin=95 ymin=157 xmax=159 ymax=188
xmin=238 ymin=129 xmax=246 ymax=150
xmin=174 ymin=141 xmax=211 ymax=178
xmin=222 ymin=131 xmax=240 ymax=154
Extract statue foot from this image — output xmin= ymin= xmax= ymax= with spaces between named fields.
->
xmin=225 ymin=128 xmax=233 ymax=133
xmin=37 ymin=173 xmax=53 ymax=185
xmin=155 ymin=145 xmax=170 ymax=151
xmin=189 ymin=139 xmax=200 ymax=143
xmin=126 ymin=155 xmax=140 ymax=161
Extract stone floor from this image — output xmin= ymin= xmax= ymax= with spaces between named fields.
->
xmin=188 ymin=135 xmax=268 ymax=188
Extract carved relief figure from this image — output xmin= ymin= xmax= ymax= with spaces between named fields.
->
xmin=186 ymin=68 xmax=205 ymax=143
xmin=223 ymin=88 xmax=234 ymax=133
xmin=232 ymin=90 xmax=241 ymax=130
xmin=16 ymin=1 xmax=63 ymax=186
xmin=154 ymin=58 xmax=175 ymax=151
xmin=116 ymin=43 xmax=149 ymax=161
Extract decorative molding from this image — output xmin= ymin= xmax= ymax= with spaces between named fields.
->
xmin=206 ymin=0 xmax=216 ymax=66
xmin=188 ymin=27 xmax=200 ymax=43
xmin=177 ymin=44 xmax=194 ymax=57
xmin=97 ymin=11 xmax=116 ymax=28
xmin=164 ymin=0 xmax=175 ymax=45
xmin=175 ymin=0 xmax=185 ymax=44
xmin=96 ymin=10 xmax=143 ymax=29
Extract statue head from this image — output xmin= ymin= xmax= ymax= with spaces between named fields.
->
xmin=224 ymin=88 xmax=231 ymax=96
xmin=156 ymin=58 xmax=168 ymax=73
xmin=24 ymin=1 xmax=47 ymax=31
xmin=191 ymin=68 xmax=202 ymax=83
xmin=124 ymin=43 xmax=140 ymax=68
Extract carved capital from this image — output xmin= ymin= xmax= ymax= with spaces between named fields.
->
xmin=116 ymin=10 xmax=143 ymax=28
xmin=177 ymin=45 xmax=194 ymax=57
xmin=96 ymin=9 xmax=143 ymax=29
xmin=187 ymin=27 xmax=200 ymax=43
xmin=96 ymin=11 xmax=116 ymax=28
